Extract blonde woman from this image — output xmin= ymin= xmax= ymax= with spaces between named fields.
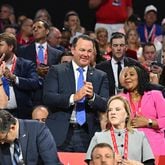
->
xmin=86 ymin=95 xmax=154 ymax=165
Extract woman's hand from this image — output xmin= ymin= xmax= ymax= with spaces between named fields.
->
xmin=131 ymin=114 xmax=148 ymax=128
xmin=122 ymin=159 xmax=143 ymax=165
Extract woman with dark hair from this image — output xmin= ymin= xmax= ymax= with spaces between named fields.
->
xmin=120 ymin=65 xmax=165 ymax=155
xmin=86 ymin=95 xmax=154 ymax=165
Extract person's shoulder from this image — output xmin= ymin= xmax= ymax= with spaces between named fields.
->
xmin=132 ymin=128 xmax=145 ymax=135
xmin=155 ymin=23 xmax=162 ymax=29
xmin=22 ymin=119 xmax=46 ymax=130
xmin=96 ymin=60 xmax=110 ymax=68
xmin=94 ymin=130 xmax=109 ymax=137
xmin=131 ymin=129 xmax=146 ymax=138
xmin=50 ymin=62 xmax=70 ymax=71
xmin=48 ymin=44 xmax=63 ymax=55
xmin=16 ymin=57 xmax=36 ymax=65
xmin=125 ymin=57 xmax=147 ymax=70
xmin=22 ymin=119 xmax=43 ymax=125
xmin=125 ymin=56 xmax=139 ymax=63
xmin=93 ymin=66 xmax=108 ymax=76
xmin=20 ymin=42 xmax=35 ymax=50
xmin=147 ymin=90 xmax=164 ymax=96
xmin=137 ymin=23 xmax=145 ymax=29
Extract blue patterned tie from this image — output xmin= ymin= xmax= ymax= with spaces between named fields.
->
xmin=76 ymin=67 xmax=86 ymax=125
xmin=13 ymin=139 xmax=21 ymax=164
xmin=38 ymin=45 xmax=44 ymax=63
xmin=1 ymin=77 xmax=10 ymax=97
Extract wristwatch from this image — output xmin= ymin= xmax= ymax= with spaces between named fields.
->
xmin=148 ymin=119 xmax=153 ymax=127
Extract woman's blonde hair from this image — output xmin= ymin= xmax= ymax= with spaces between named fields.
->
xmin=106 ymin=95 xmax=133 ymax=132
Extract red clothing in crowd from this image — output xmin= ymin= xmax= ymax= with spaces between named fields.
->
xmin=96 ymin=0 xmax=132 ymax=24
xmin=16 ymin=33 xmax=34 ymax=45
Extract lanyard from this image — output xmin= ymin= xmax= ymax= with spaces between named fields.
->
xmin=144 ymin=24 xmax=156 ymax=43
xmin=129 ymin=94 xmax=142 ymax=116
xmin=36 ymin=47 xmax=48 ymax=65
xmin=110 ymin=127 xmax=128 ymax=159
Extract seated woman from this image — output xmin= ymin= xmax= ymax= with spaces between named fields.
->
xmin=120 ymin=65 xmax=165 ymax=155
xmin=86 ymin=95 xmax=154 ymax=165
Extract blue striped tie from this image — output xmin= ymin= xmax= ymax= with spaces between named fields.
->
xmin=76 ymin=67 xmax=86 ymax=125
xmin=13 ymin=139 xmax=21 ymax=164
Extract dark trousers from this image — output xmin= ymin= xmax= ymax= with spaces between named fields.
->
xmin=58 ymin=123 xmax=90 ymax=152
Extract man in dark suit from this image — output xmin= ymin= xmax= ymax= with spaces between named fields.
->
xmin=43 ymin=35 xmax=109 ymax=152
xmin=17 ymin=19 xmax=62 ymax=67
xmin=96 ymin=32 xmax=147 ymax=97
xmin=0 ymin=32 xmax=39 ymax=119
xmin=0 ymin=110 xmax=62 ymax=165
xmin=17 ymin=19 xmax=63 ymax=106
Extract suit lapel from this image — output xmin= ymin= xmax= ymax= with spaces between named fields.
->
xmin=124 ymin=58 xmax=128 ymax=66
xmin=30 ymin=43 xmax=37 ymax=63
xmin=108 ymin=60 xmax=115 ymax=84
xmin=18 ymin=119 xmax=28 ymax=164
xmin=87 ymin=66 xmax=94 ymax=83
xmin=66 ymin=62 xmax=76 ymax=92
xmin=13 ymin=58 xmax=19 ymax=75
xmin=1 ymin=144 xmax=12 ymax=165
xmin=47 ymin=45 xmax=51 ymax=65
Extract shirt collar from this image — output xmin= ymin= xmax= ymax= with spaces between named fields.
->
xmin=112 ymin=57 xmax=124 ymax=64
xmin=72 ymin=60 xmax=88 ymax=73
xmin=36 ymin=42 xmax=47 ymax=50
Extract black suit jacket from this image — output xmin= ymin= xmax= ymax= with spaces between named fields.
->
xmin=43 ymin=62 xmax=109 ymax=146
xmin=0 ymin=119 xmax=62 ymax=165
xmin=96 ymin=57 xmax=146 ymax=97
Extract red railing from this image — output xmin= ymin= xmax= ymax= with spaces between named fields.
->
xmin=58 ymin=152 xmax=165 ymax=165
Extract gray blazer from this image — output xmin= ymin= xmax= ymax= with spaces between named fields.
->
xmin=86 ymin=129 xmax=154 ymax=162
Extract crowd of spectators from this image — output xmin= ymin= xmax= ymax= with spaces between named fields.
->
xmin=0 ymin=1 xmax=165 ymax=164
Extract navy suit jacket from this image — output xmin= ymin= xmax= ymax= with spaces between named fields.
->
xmin=12 ymin=57 xmax=39 ymax=118
xmin=43 ymin=62 xmax=109 ymax=146
xmin=96 ymin=57 xmax=146 ymax=97
xmin=17 ymin=42 xmax=63 ymax=106
xmin=17 ymin=42 xmax=62 ymax=66
xmin=0 ymin=119 xmax=62 ymax=165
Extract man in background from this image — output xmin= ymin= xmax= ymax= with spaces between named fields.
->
xmin=32 ymin=105 xmax=49 ymax=123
